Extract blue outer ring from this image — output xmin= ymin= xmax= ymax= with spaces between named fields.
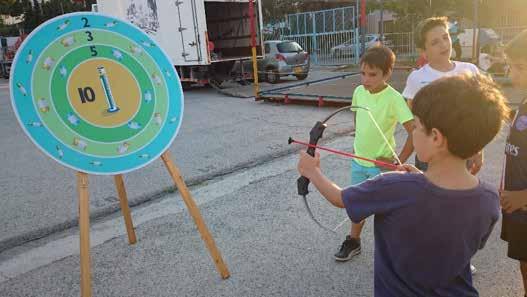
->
xmin=10 ymin=12 xmax=184 ymax=175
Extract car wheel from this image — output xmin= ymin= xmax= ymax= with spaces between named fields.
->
xmin=295 ymin=73 xmax=308 ymax=80
xmin=266 ymin=68 xmax=280 ymax=84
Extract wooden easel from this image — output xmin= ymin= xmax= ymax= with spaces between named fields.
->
xmin=76 ymin=151 xmax=230 ymax=297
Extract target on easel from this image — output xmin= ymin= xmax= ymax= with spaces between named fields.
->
xmin=10 ymin=12 xmax=229 ymax=297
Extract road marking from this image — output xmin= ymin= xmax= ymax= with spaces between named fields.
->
xmin=0 ymin=137 xmax=354 ymax=282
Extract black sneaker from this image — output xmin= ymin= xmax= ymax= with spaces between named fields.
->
xmin=334 ymin=236 xmax=361 ymax=261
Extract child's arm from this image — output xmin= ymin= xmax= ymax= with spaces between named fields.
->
xmin=500 ymin=189 xmax=527 ymax=213
xmin=297 ymin=151 xmax=344 ymax=208
xmin=398 ymin=119 xmax=415 ymax=164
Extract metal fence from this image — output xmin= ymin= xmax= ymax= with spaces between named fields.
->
xmin=494 ymin=26 xmax=527 ymax=43
xmin=265 ymin=6 xmax=361 ymax=66
xmin=264 ymin=9 xmax=527 ymax=67
xmin=264 ymin=6 xmax=422 ymax=66
xmin=384 ymin=32 xmax=416 ymax=62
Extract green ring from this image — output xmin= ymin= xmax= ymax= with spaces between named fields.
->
xmin=32 ymin=30 xmax=169 ymax=156
xmin=52 ymin=45 xmax=153 ymax=142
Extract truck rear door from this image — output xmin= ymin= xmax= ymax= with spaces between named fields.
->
xmin=171 ymin=0 xmax=202 ymax=62
xmin=97 ymin=0 xmax=206 ymax=65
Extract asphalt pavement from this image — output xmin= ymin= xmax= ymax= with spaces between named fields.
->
xmin=0 ymin=71 xmax=355 ymax=252
xmin=0 ymin=134 xmax=522 ymax=296
xmin=0 ymin=69 xmax=525 ymax=296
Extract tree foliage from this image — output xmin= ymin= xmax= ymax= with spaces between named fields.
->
xmin=262 ymin=0 xmax=527 ymax=31
xmin=0 ymin=0 xmax=96 ymax=33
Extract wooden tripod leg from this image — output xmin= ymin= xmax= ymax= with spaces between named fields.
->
xmin=77 ymin=172 xmax=92 ymax=297
xmin=161 ymin=151 xmax=230 ymax=279
xmin=114 ymin=175 xmax=137 ymax=244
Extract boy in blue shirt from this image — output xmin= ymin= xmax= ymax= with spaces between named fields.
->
xmin=298 ymin=73 xmax=509 ymax=296
xmin=501 ymin=29 xmax=527 ymax=297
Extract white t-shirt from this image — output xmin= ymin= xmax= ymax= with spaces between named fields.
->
xmin=402 ymin=62 xmax=480 ymax=100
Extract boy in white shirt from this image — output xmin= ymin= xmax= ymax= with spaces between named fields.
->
xmin=403 ymin=17 xmax=479 ymax=102
xmin=402 ymin=17 xmax=482 ymax=274
xmin=403 ymin=17 xmax=482 ymax=174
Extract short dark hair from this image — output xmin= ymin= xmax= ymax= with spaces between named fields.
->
xmin=505 ymin=29 xmax=527 ymax=61
xmin=415 ymin=17 xmax=448 ymax=50
xmin=412 ymin=74 xmax=510 ymax=159
xmin=359 ymin=46 xmax=395 ymax=75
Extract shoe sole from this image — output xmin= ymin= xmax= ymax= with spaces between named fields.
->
xmin=334 ymin=248 xmax=361 ymax=262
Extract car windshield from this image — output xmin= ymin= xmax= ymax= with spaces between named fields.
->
xmin=277 ymin=42 xmax=303 ymax=53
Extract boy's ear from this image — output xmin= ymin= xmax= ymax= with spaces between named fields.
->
xmin=431 ymin=127 xmax=447 ymax=148
xmin=384 ymin=69 xmax=393 ymax=80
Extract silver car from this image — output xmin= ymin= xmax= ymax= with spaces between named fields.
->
xmin=260 ymin=40 xmax=310 ymax=84
xmin=330 ymin=34 xmax=392 ymax=58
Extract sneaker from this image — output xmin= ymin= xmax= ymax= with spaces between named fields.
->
xmin=470 ymin=264 xmax=477 ymax=275
xmin=334 ymin=236 xmax=361 ymax=261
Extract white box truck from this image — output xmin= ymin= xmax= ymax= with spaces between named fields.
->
xmin=95 ymin=0 xmax=264 ymax=87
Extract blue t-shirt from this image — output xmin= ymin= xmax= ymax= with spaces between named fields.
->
xmin=342 ymin=172 xmax=499 ymax=297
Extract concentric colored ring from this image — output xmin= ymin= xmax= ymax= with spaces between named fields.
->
xmin=10 ymin=12 xmax=184 ymax=175
xmin=52 ymin=45 xmax=154 ymax=142
xmin=31 ymin=28 xmax=169 ymax=155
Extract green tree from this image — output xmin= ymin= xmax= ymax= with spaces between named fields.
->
xmin=0 ymin=0 xmax=94 ymax=33
xmin=374 ymin=0 xmax=473 ymax=31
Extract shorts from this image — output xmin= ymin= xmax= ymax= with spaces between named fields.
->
xmin=501 ymin=214 xmax=527 ymax=261
xmin=350 ymin=159 xmax=383 ymax=185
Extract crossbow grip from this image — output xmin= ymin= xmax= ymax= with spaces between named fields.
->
xmin=297 ymin=121 xmax=326 ymax=196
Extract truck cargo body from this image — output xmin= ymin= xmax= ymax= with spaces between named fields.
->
xmin=95 ymin=0 xmax=263 ymax=85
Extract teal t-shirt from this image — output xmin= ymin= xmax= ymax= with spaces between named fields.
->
xmin=351 ymin=85 xmax=413 ymax=167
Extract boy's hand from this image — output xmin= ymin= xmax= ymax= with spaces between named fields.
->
xmin=395 ymin=164 xmax=422 ymax=173
xmin=500 ymin=190 xmax=527 ymax=213
xmin=468 ymin=151 xmax=483 ymax=175
xmin=297 ymin=151 xmax=321 ymax=180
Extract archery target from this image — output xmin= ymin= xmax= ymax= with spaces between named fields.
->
xmin=10 ymin=12 xmax=183 ymax=175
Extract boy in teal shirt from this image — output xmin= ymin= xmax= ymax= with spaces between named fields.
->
xmin=335 ymin=46 xmax=414 ymax=261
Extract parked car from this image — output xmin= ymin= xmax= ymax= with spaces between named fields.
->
xmin=330 ymin=34 xmax=392 ymax=58
xmin=456 ymin=28 xmax=500 ymax=60
xmin=259 ymin=40 xmax=310 ymax=84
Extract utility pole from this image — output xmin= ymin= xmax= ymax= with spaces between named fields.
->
xmin=472 ymin=0 xmax=479 ymax=65
xmin=249 ymin=0 xmax=259 ymax=98
xmin=360 ymin=0 xmax=366 ymax=55
xmin=379 ymin=0 xmax=384 ymax=44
